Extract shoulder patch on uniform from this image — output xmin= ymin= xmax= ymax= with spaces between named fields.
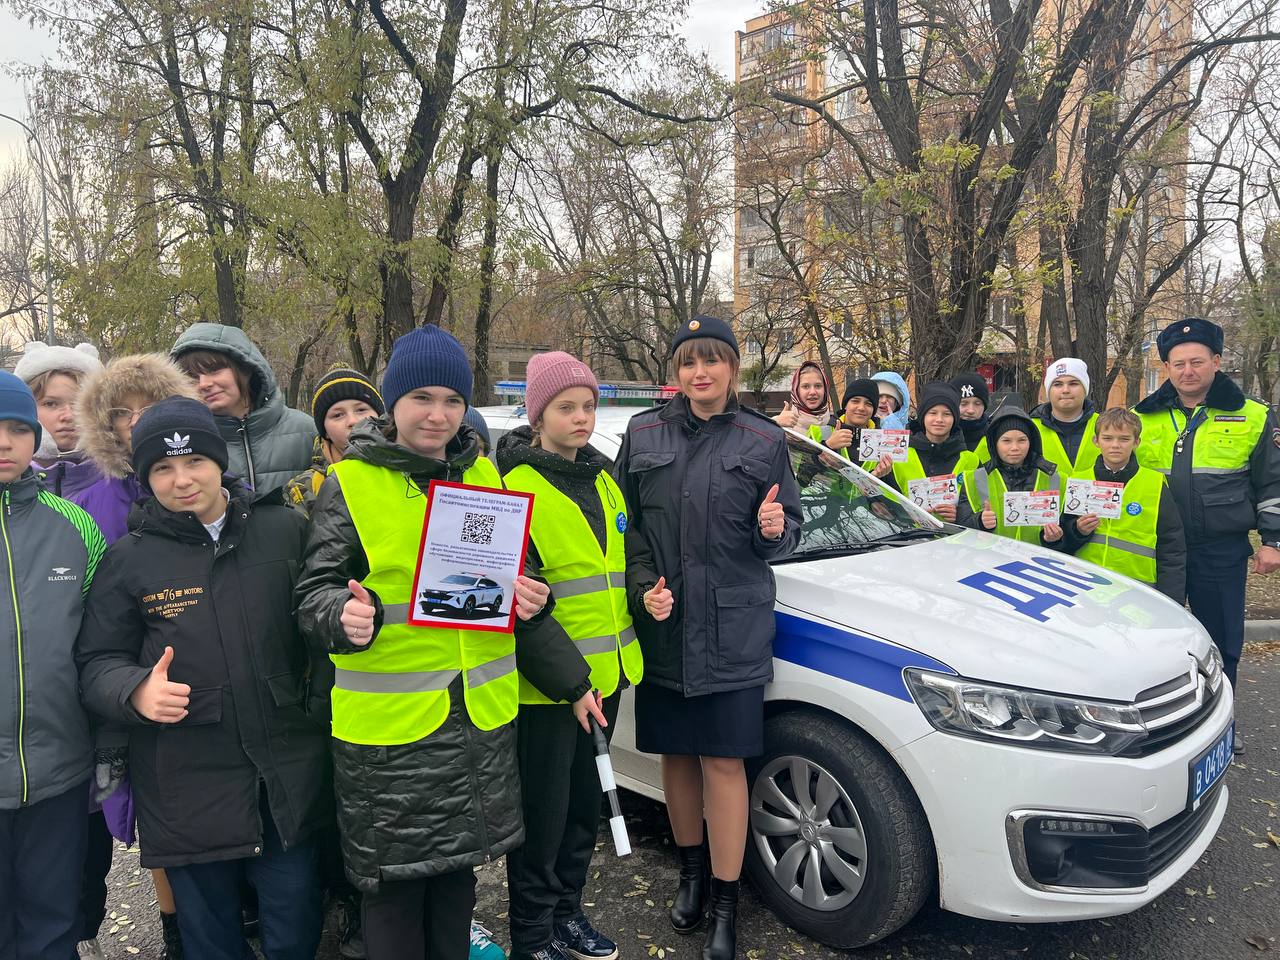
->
xmin=1273 ymin=427 xmax=1280 ymax=449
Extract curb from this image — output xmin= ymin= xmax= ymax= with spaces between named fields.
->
xmin=1245 ymin=619 xmax=1279 ymax=642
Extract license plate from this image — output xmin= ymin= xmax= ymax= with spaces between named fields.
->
xmin=1188 ymin=721 xmax=1234 ymax=810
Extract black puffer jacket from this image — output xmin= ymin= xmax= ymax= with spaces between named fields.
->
xmin=294 ymin=418 xmax=533 ymax=890
xmin=75 ymin=479 xmax=331 ymax=868
xmin=614 ymin=394 xmax=802 ymax=696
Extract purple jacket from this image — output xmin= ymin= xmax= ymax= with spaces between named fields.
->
xmin=66 ymin=472 xmax=145 ymax=843
xmin=35 ymin=456 xmax=103 ymax=502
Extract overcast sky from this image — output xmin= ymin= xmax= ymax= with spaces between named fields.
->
xmin=0 ymin=1 xmax=763 ymax=163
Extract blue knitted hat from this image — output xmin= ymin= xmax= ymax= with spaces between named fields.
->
xmin=0 ymin=370 xmax=41 ymax=449
xmin=381 ymin=325 xmax=473 ymax=412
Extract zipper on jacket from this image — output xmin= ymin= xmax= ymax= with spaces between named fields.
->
xmin=237 ymin=419 xmax=256 ymax=491
xmin=2 ymin=489 xmax=29 ymax=805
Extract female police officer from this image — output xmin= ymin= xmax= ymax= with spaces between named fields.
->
xmin=613 ymin=315 xmax=801 ymax=960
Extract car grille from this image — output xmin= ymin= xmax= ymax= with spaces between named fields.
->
xmin=1148 ymin=783 xmax=1224 ymax=877
xmin=1118 ymin=662 xmax=1220 ymax=759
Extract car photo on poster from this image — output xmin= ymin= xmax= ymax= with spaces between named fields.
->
xmin=418 ymin=572 xmax=506 ymax=620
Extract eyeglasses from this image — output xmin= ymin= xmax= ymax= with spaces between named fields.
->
xmin=108 ymin=405 xmax=153 ymax=425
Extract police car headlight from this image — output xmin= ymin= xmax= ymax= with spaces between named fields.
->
xmin=1199 ymin=645 xmax=1224 ymax=695
xmin=904 ymin=670 xmax=1147 ymax=756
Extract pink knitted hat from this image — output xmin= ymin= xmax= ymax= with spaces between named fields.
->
xmin=525 ymin=351 xmax=599 ymax=426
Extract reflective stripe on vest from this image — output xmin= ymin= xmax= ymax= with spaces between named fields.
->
xmin=1035 ymin=413 xmax=1101 ymax=477
xmin=1134 ymin=400 xmax=1268 ymax=475
xmin=891 ymin=446 xmax=979 ymax=491
xmin=502 ymin=463 xmax=643 ymax=703
xmin=328 ymin=455 xmax=518 ymax=745
xmin=1071 ymin=466 xmax=1163 ymax=584
xmin=963 ymin=463 xmax=1059 ymax=544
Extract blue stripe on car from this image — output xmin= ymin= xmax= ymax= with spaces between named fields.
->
xmin=772 ymin=611 xmax=955 ymax=702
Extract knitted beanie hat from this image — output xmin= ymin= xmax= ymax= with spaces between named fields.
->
xmin=949 ymin=373 xmax=990 ymax=411
xmin=0 ymin=371 xmax=41 ymax=448
xmin=524 ymin=352 xmax=599 ymax=426
xmin=311 ymin=367 xmax=385 ymax=438
xmin=841 ymin=378 xmax=879 ymax=411
xmin=381 ymin=326 xmax=473 ymax=412
xmin=131 ymin=396 xmax=229 ymax=491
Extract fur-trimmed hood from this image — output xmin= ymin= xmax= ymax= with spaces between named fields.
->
xmin=76 ymin=353 xmax=196 ymax=478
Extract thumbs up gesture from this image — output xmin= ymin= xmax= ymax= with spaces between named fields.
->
xmin=774 ymin=403 xmax=799 ymax=429
xmin=980 ymin=499 xmax=997 ymax=531
xmin=341 ymin=579 xmax=377 ymax=646
xmin=643 ymin=576 xmax=674 ymax=622
xmin=129 ymin=646 xmax=192 ymax=723
xmin=758 ymin=483 xmax=785 ymax=540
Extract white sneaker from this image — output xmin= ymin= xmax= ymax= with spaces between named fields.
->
xmin=76 ymin=940 xmax=105 ymax=960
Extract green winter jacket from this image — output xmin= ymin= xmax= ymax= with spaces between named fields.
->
xmin=171 ymin=323 xmax=317 ymax=500
xmin=1 ymin=469 xmax=105 ymax=808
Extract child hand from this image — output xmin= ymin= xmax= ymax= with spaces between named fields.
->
xmin=826 ymin=428 xmax=853 ymax=451
xmin=643 ymin=576 xmax=674 ymax=621
xmin=572 ymin=689 xmax=608 ymax=733
xmin=775 ymin=404 xmax=799 ymax=429
xmin=514 ymin=575 xmax=550 ymax=621
xmin=1077 ymin=514 xmax=1100 ymax=535
xmin=1043 ymin=522 xmax=1064 ymax=543
xmin=130 ymin=646 xmax=191 ymax=723
xmin=931 ymin=502 xmax=957 ymax=523
xmin=872 ymin=455 xmax=893 ymax=478
xmin=981 ymin=500 xmax=997 ymax=531
xmin=341 ymin=580 xmax=377 ymax=646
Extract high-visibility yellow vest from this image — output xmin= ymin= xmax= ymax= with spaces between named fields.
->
xmin=1035 ymin=412 xmax=1101 ymax=476
xmin=891 ymin=446 xmax=979 ymax=492
xmin=1070 ymin=465 xmax=1163 ymax=584
xmin=502 ymin=464 xmax=643 ymax=703
xmin=962 ymin=462 xmax=1060 ymax=544
xmin=1134 ymin=400 xmax=1268 ymax=477
xmin=328 ymin=455 xmax=518 ymax=746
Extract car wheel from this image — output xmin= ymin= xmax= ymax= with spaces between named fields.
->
xmin=491 ymin=595 xmax=503 ymax=612
xmin=464 ymin=596 xmax=476 ymax=615
xmin=745 ymin=710 xmax=935 ymax=949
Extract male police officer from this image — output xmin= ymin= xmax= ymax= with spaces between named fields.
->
xmin=1134 ymin=318 xmax=1280 ymax=753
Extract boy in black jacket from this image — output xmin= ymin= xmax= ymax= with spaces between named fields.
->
xmin=76 ymin=397 xmax=330 ymax=960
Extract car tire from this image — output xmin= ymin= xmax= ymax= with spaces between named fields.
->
xmin=464 ymin=596 xmax=476 ymax=615
xmin=491 ymin=595 xmax=503 ymax=612
xmin=744 ymin=710 xmax=935 ymax=950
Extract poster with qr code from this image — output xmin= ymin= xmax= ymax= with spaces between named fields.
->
xmin=407 ymin=480 xmax=535 ymax=633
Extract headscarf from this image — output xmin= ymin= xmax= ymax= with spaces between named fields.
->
xmin=787 ymin=361 xmax=833 ymax=432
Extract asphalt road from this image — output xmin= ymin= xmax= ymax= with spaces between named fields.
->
xmin=99 ymin=644 xmax=1280 ymax=959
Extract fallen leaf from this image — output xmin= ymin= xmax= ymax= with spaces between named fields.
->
xmin=1268 ymin=830 xmax=1280 ymax=848
xmin=1245 ymin=934 xmax=1269 ymax=951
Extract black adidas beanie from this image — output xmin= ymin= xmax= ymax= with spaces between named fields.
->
xmin=131 ymin=396 xmax=229 ymax=491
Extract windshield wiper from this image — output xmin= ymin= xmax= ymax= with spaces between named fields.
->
xmin=782 ymin=542 xmax=888 ymax=561
xmin=867 ymin=527 xmax=948 ymax=545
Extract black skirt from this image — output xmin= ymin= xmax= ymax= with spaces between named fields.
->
xmin=634 ymin=682 xmax=765 ymax=759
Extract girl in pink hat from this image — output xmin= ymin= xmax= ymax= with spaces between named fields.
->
xmin=496 ymin=353 xmax=650 ymax=960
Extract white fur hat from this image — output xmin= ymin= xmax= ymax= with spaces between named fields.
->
xmin=13 ymin=340 xmax=103 ymax=384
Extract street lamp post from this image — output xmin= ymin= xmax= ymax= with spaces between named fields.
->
xmin=0 ymin=111 xmax=55 ymax=344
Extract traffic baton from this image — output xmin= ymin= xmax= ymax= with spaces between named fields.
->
xmin=590 ymin=712 xmax=631 ymax=857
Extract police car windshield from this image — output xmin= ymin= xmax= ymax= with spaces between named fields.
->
xmin=783 ymin=434 xmax=941 ymax=559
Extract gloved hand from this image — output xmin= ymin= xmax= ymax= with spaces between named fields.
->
xmin=93 ymin=747 xmax=128 ymax=803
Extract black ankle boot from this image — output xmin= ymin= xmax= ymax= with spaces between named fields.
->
xmin=701 ymin=877 xmax=739 ymax=960
xmin=160 ymin=911 xmax=184 ymax=960
xmin=670 ymin=844 xmax=708 ymax=934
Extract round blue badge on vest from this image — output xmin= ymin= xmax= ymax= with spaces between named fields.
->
xmin=616 ymin=512 xmax=628 ymax=533
xmin=1126 ymin=502 xmax=1142 ymax=516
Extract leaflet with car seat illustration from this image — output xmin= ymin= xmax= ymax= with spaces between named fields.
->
xmin=408 ymin=480 xmax=535 ymax=633
xmin=907 ymin=474 xmax=958 ymax=509
xmin=1002 ymin=490 xmax=1060 ymax=526
xmin=857 ymin=428 xmax=910 ymax=462
xmin=1062 ymin=478 xmax=1123 ymax=519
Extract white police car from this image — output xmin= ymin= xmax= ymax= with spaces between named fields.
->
xmin=478 ymin=405 xmax=1233 ymax=949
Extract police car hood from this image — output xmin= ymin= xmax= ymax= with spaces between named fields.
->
xmin=773 ymin=528 xmax=1213 ymax=703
